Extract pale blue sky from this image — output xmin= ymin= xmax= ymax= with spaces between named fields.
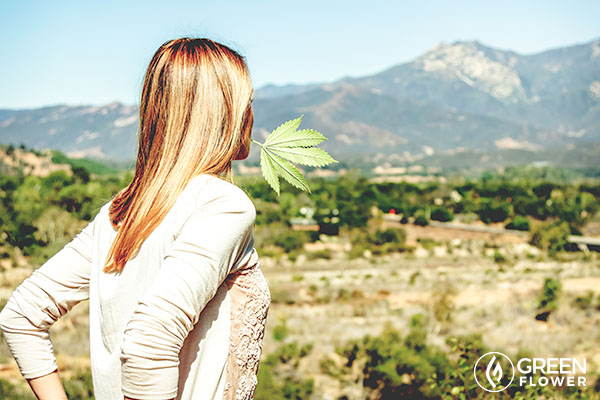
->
xmin=1 ymin=0 xmax=598 ymax=108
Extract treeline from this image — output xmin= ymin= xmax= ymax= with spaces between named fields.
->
xmin=1 ymin=165 xmax=599 ymax=267
xmin=239 ymin=170 xmax=599 ymax=241
xmin=0 ymin=170 xmax=128 ymax=265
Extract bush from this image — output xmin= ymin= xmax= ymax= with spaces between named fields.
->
xmin=431 ymin=282 xmax=456 ymax=324
xmin=274 ymin=231 xmax=309 ymax=253
xmin=530 ymin=221 xmax=570 ymax=255
xmin=63 ymin=369 xmax=94 ymax=400
xmin=417 ymin=238 xmax=437 ymax=250
xmin=373 ymin=228 xmax=406 ymax=245
xmin=413 ymin=210 xmax=429 ymax=226
xmin=330 ymin=319 xmax=594 ymax=399
xmin=351 ymin=228 xmax=407 ymax=256
xmin=255 ymin=342 xmax=315 ymax=400
xmin=287 ymin=249 xmax=301 ymax=262
xmin=336 ymin=318 xmax=452 ymax=398
xmin=273 ymin=319 xmax=289 ymax=342
xmin=477 ymin=197 xmax=511 ymax=223
xmin=430 ymin=207 xmax=453 ymax=222
xmin=270 ymin=289 xmax=296 ymax=305
xmin=573 ymin=291 xmax=596 ymax=311
xmin=505 ymin=215 xmax=530 ymax=231
xmin=493 ymin=250 xmax=507 ymax=264
xmin=307 ymin=249 xmax=332 ymax=260
xmin=348 ymin=245 xmax=367 ymax=259
xmin=536 ymin=277 xmax=562 ymax=321
xmin=0 ymin=379 xmax=34 ymax=400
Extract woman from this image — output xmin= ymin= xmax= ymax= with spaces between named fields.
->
xmin=0 ymin=38 xmax=271 ymax=400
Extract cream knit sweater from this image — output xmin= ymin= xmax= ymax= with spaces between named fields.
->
xmin=0 ymin=174 xmax=271 ymax=400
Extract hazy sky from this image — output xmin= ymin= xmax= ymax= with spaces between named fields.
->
xmin=1 ymin=0 xmax=598 ymax=108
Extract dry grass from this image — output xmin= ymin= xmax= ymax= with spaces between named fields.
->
xmin=0 ymin=238 xmax=599 ymax=398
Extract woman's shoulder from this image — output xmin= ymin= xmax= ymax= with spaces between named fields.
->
xmin=183 ymin=173 xmax=256 ymax=216
xmin=92 ymin=174 xmax=255 ymax=236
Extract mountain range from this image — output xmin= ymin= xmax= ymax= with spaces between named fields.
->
xmin=1 ymin=38 xmax=599 ymax=168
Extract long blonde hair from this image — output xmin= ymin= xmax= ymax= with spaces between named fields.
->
xmin=104 ymin=38 xmax=254 ymax=273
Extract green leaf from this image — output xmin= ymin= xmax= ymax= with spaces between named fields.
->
xmin=260 ymin=147 xmax=280 ymax=195
xmin=255 ymin=115 xmax=337 ymax=195
xmin=264 ymin=148 xmax=310 ymax=192
xmin=264 ymin=115 xmax=303 ymax=146
xmin=268 ymin=146 xmax=337 ymax=167
xmin=266 ymin=129 xmax=326 ymax=147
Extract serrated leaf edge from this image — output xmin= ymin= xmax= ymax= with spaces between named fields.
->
xmin=263 ymin=147 xmax=311 ymax=193
xmin=264 ymin=115 xmax=303 ymax=146
xmin=266 ymin=129 xmax=327 ymax=148
xmin=267 ymin=146 xmax=337 ymax=167
xmin=260 ymin=147 xmax=280 ymax=195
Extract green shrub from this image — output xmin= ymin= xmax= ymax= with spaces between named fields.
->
xmin=270 ymin=289 xmax=296 ymax=305
xmin=430 ymin=207 xmax=453 ymax=222
xmin=431 ymin=282 xmax=456 ymax=324
xmin=350 ymin=228 xmax=407 ymax=257
xmin=63 ymin=369 xmax=94 ymax=400
xmin=336 ymin=319 xmax=452 ymax=398
xmin=573 ymin=291 xmax=596 ymax=311
xmin=372 ymin=228 xmax=406 ymax=245
xmin=330 ymin=318 xmax=594 ymax=399
xmin=477 ymin=198 xmax=511 ymax=223
xmin=306 ymin=249 xmax=331 ymax=260
xmin=409 ymin=271 xmax=420 ymax=285
xmin=505 ymin=215 xmax=531 ymax=231
xmin=348 ymin=245 xmax=366 ymax=259
xmin=0 ymin=379 xmax=35 ymax=400
xmin=417 ymin=237 xmax=437 ymax=250
xmin=287 ymin=249 xmax=301 ymax=262
xmin=536 ymin=277 xmax=562 ymax=321
xmin=273 ymin=319 xmax=289 ymax=342
xmin=274 ymin=231 xmax=309 ymax=253
xmin=255 ymin=342 xmax=315 ymax=400
xmin=319 ymin=356 xmax=342 ymax=378
xmin=493 ymin=250 xmax=507 ymax=264
xmin=530 ymin=221 xmax=570 ymax=255
xmin=257 ymin=246 xmax=284 ymax=259
xmin=413 ymin=210 xmax=429 ymax=226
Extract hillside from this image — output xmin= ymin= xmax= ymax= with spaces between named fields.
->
xmin=0 ymin=39 xmax=599 ymax=167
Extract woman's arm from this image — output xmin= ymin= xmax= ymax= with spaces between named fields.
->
xmin=0 ymin=213 xmax=96 ymax=396
xmin=27 ymin=370 xmax=68 ymax=400
xmin=119 ymin=186 xmax=256 ymax=400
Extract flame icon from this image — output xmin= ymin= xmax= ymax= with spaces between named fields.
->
xmin=485 ymin=356 xmax=503 ymax=388
xmin=474 ymin=351 xmax=515 ymax=392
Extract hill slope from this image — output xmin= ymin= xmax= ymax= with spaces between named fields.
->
xmin=0 ymin=39 xmax=599 ymax=166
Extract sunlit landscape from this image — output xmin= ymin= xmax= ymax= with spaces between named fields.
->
xmin=0 ymin=144 xmax=599 ymax=398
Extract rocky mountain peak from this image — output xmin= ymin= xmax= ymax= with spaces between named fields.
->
xmin=413 ymin=41 xmax=527 ymax=103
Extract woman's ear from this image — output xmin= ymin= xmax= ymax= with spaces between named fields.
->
xmin=234 ymin=105 xmax=253 ymax=161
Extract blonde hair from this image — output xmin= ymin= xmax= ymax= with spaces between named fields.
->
xmin=104 ymin=38 xmax=254 ymax=273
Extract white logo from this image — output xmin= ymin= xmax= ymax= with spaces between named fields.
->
xmin=474 ymin=352 xmax=515 ymax=392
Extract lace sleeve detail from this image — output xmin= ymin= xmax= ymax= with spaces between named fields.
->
xmin=223 ymin=252 xmax=271 ymax=400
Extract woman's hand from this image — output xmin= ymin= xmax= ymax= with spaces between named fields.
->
xmin=27 ymin=369 xmax=68 ymax=400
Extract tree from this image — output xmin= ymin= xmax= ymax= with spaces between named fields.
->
xmin=530 ymin=221 xmax=570 ymax=255
xmin=430 ymin=207 xmax=453 ymax=222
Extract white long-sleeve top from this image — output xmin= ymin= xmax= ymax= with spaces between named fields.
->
xmin=0 ymin=173 xmax=271 ymax=400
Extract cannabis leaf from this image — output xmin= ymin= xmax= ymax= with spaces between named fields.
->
xmin=252 ymin=115 xmax=337 ymax=195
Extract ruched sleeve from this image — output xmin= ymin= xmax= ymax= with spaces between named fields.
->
xmin=0 ymin=216 xmax=94 ymax=379
xmin=119 ymin=188 xmax=256 ymax=400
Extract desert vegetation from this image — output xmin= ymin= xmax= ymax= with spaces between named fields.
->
xmin=1 ymin=149 xmax=599 ymax=399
